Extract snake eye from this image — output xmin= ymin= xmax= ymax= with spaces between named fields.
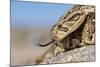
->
xmin=58 ymin=25 xmax=62 ymax=28
xmin=58 ymin=25 xmax=69 ymax=32
xmin=68 ymin=13 xmax=81 ymax=21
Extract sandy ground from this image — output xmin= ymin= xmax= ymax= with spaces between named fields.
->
xmin=11 ymin=27 xmax=51 ymax=66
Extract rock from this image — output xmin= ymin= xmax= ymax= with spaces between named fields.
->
xmin=41 ymin=45 xmax=95 ymax=64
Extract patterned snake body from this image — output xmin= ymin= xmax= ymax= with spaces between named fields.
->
xmin=35 ymin=5 xmax=95 ymax=47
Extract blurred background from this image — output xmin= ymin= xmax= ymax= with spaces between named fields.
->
xmin=11 ymin=0 xmax=74 ymax=66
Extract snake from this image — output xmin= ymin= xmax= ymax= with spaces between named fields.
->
xmin=34 ymin=6 xmax=94 ymax=47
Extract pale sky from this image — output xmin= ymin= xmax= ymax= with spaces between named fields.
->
xmin=11 ymin=0 xmax=74 ymax=28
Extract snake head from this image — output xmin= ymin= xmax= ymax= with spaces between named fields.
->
xmin=50 ymin=10 xmax=86 ymax=41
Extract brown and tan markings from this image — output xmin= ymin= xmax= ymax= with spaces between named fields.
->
xmin=34 ymin=5 xmax=95 ymax=64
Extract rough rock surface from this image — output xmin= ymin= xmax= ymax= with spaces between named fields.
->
xmin=41 ymin=45 xmax=95 ymax=64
